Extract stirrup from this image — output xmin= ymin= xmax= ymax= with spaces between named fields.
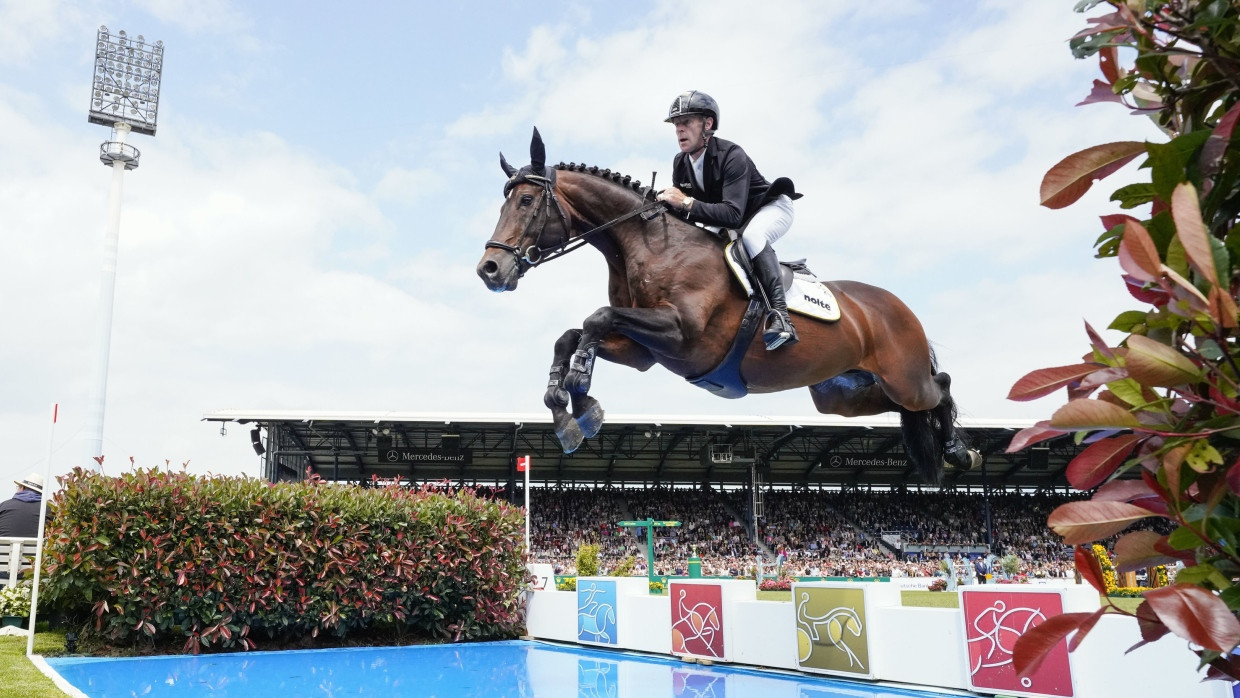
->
xmin=762 ymin=313 xmax=798 ymax=351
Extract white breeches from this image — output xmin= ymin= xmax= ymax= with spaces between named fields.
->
xmin=741 ymin=194 xmax=795 ymax=257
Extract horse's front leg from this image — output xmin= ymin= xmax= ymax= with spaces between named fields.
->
xmin=562 ymin=306 xmax=682 ymax=398
xmin=568 ymin=333 xmax=659 ymax=440
xmin=545 ymin=329 xmax=586 ymax=453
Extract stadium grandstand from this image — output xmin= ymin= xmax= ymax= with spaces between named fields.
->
xmin=203 ymin=411 xmax=1140 ymax=581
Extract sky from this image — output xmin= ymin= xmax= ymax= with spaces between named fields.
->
xmin=0 ymin=0 xmax=1164 ymax=490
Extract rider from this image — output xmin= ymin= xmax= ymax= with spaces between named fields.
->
xmin=657 ymin=90 xmax=802 ymax=350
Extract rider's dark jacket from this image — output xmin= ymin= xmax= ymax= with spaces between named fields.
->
xmin=671 ymin=136 xmax=799 ymax=230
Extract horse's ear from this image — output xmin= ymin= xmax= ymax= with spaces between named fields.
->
xmin=500 ymin=152 xmax=517 ymax=177
xmin=530 ymin=127 xmax=547 ymax=171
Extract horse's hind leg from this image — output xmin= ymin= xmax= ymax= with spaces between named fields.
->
xmin=545 ymin=329 xmax=585 ymax=453
xmin=933 ymin=373 xmax=982 ymax=471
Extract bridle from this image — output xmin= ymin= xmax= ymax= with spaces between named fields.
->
xmin=485 ymin=172 xmax=665 ymax=278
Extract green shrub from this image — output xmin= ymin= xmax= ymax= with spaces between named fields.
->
xmin=575 ymin=544 xmax=600 ymax=577
xmin=610 ymin=555 xmax=636 ymax=577
xmin=556 ymin=577 xmax=577 ymax=592
xmin=41 ymin=468 xmax=527 ymax=653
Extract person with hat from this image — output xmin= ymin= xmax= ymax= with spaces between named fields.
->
xmin=0 ymin=474 xmax=45 ymax=538
xmin=656 ymin=89 xmax=803 ymax=350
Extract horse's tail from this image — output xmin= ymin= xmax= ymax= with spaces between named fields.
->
xmin=899 ymin=347 xmax=959 ymax=484
xmin=900 ymin=407 xmax=944 ymax=484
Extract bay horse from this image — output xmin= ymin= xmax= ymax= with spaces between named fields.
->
xmin=476 ymin=129 xmax=980 ymax=482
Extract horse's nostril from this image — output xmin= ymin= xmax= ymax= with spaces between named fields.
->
xmin=481 ymin=260 xmax=498 ymax=276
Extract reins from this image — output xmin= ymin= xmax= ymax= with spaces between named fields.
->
xmin=485 ymin=174 xmax=665 ymax=277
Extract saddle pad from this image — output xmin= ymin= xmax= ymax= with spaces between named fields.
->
xmin=724 ymin=242 xmax=841 ymax=323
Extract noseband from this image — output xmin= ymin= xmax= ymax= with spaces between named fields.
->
xmin=485 ymin=173 xmax=665 ymax=278
xmin=484 ymin=175 xmax=570 ymax=278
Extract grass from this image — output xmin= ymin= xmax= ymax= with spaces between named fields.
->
xmin=0 ymin=631 xmax=70 ymax=698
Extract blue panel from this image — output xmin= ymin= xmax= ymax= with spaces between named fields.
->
xmin=577 ymin=578 xmax=619 ymax=645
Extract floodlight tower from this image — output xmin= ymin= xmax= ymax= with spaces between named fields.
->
xmin=83 ymin=26 xmax=164 ymax=467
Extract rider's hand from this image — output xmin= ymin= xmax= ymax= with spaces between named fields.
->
xmin=657 ymin=187 xmax=688 ymax=209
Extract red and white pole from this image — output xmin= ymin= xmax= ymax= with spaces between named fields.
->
xmin=517 ymin=455 xmax=531 ymax=554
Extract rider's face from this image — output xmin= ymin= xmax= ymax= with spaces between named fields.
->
xmin=672 ymin=116 xmax=711 ymax=155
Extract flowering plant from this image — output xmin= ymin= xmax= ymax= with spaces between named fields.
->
xmin=927 ymin=578 xmax=948 ymax=592
xmin=759 ymin=578 xmax=792 ymax=591
xmin=0 ymin=583 xmax=32 ymax=617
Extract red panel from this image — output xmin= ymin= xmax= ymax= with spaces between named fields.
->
xmin=670 ymin=582 xmax=725 ymax=659
xmin=962 ymin=590 xmax=1074 ymax=697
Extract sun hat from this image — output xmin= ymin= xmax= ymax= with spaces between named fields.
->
xmin=14 ymin=474 xmax=43 ymax=493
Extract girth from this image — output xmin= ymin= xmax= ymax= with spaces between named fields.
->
xmin=685 ymin=299 xmax=765 ymax=399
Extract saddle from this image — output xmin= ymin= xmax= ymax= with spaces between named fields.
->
xmin=723 ymin=242 xmax=841 ymax=323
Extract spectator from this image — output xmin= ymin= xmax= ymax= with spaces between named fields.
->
xmin=0 ymin=474 xmax=44 ymax=537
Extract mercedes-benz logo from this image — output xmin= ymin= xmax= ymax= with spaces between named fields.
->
xmin=385 ymin=449 xmax=400 ymax=463
xmin=828 ymin=455 xmax=843 ymax=468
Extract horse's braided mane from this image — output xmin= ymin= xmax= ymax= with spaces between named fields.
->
xmin=554 ymin=162 xmax=644 ymax=193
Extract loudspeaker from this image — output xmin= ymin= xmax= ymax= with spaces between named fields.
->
xmin=250 ymin=427 xmax=265 ymax=456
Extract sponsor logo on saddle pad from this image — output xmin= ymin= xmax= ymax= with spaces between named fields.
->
xmin=723 ymin=242 xmax=841 ymax=323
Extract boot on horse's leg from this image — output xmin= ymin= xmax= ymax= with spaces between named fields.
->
xmin=751 ymin=246 xmax=798 ymax=350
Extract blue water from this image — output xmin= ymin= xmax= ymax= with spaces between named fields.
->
xmin=47 ymin=639 xmax=964 ymax=697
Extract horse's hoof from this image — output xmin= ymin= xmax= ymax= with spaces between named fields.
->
xmin=556 ymin=420 xmax=584 ymax=454
xmin=576 ymin=403 xmax=605 ymax=439
xmin=943 ymin=449 xmax=982 ymax=472
xmin=966 ymin=449 xmax=982 ymax=470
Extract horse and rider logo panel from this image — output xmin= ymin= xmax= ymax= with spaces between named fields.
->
xmin=960 ymin=588 xmax=1075 ymax=697
xmin=577 ymin=579 xmax=619 ymax=646
xmin=792 ymin=585 xmax=872 ymax=678
xmin=669 ymin=582 xmax=725 ymax=660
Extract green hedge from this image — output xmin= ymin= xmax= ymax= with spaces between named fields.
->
xmin=42 ymin=468 xmax=527 ymax=653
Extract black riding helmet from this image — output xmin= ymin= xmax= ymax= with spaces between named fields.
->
xmin=665 ymin=90 xmax=719 ymax=129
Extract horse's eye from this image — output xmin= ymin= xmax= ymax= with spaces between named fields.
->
xmin=520 ymin=194 xmax=534 ymax=206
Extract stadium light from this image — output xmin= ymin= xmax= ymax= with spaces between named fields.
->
xmin=82 ymin=26 xmax=164 ymax=468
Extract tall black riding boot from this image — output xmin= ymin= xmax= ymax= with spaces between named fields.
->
xmin=751 ymin=246 xmax=798 ymax=350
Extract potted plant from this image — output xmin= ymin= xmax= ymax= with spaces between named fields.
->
xmin=0 ymin=583 xmax=32 ymax=628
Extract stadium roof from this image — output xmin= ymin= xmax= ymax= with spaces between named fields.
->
xmin=203 ymin=410 xmax=1085 ymax=491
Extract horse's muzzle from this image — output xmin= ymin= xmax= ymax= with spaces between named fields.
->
xmin=477 ymin=254 xmax=520 ymax=292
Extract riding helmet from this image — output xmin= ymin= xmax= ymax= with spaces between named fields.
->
xmin=665 ymin=90 xmax=719 ymax=129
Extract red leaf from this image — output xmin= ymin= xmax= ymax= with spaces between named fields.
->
xmin=1171 ymin=182 xmax=1217 ymax=285
xmin=1093 ymin=478 xmax=1156 ymax=503
xmin=1113 ymin=531 xmax=1181 ymax=572
xmin=1066 ymin=434 xmax=1140 ymax=490
xmin=1099 ymin=46 xmax=1119 ymax=83
xmin=1074 ymin=545 xmax=1108 ymax=595
xmin=1085 ymin=319 xmax=1118 ymax=362
xmin=1069 ymin=607 xmax=1108 ymax=652
xmin=1144 ymin=584 xmax=1240 ymax=652
xmin=1040 ymin=141 xmax=1145 ymax=209
xmin=1201 ymin=101 xmax=1240 ymax=182
xmin=1050 ymin=399 xmax=1140 ymax=429
xmin=1047 ymin=500 xmax=1152 ymax=544
xmin=1013 ymin=612 xmax=1096 ymax=678
xmin=1128 ymin=600 xmax=1172 ymax=652
xmin=1077 ymin=79 xmax=1124 ymax=107
xmin=1118 ymin=220 xmax=1162 ymax=283
xmin=1124 ymin=275 xmax=1170 ymax=305
xmin=1008 ymin=363 xmax=1105 ymax=402
xmin=1006 ymin=421 xmax=1064 ymax=453
xmin=1227 ymin=457 xmax=1240 ymax=496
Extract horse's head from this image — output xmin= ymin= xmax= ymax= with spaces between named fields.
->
xmin=477 ymin=127 xmax=570 ymax=292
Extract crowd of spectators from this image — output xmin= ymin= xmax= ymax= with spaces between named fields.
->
xmin=526 ymin=487 xmax=1154 ymax=580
